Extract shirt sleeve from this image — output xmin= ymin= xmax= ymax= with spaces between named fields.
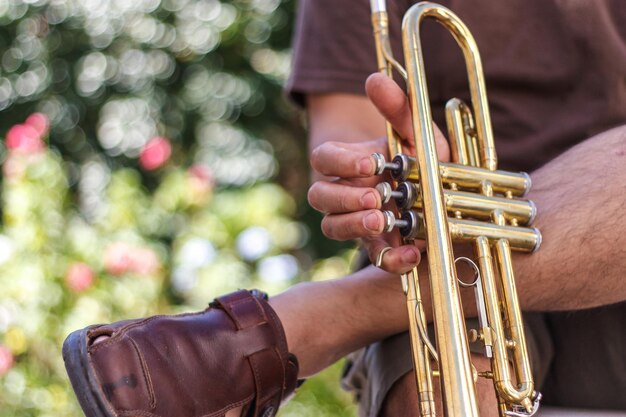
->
xmin=285 ymin=0 xmax=406 ymax=106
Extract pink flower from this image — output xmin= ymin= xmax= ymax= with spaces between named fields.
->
xmin=5 ymin=124 xmax=44 ymax=154
xmin=104 ymin=242 xmax=160 ymax=276
xmin=130 ymin=247 xmax=160 ymax=275
xmin=104 ymin=242 xmax=133 ymax=275
xmin=187 ymin=165 xmax=215 ymax=206
xmin=0 ymin=345 xmax=14 ymax=376
xmin=2 ymin=154 xmax=26 ymax=181
xmin=24 ymin=112 xmax=49 ymax=137
xmin=65 ymin=263 xmax=95 ymax=293
xmin=139 ymin=137 xmax=172 ymax=171
xmin=188 ymin=165 xmax=213 ymax=184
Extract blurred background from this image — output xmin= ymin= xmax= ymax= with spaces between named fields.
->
xmin=0 ymin=0 xmax=358 ymax=415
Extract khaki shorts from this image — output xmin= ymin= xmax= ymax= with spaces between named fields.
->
xmin=341 ymin=302 xmax=626 ymax=417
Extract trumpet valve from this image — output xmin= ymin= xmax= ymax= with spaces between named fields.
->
xmin=382 ymin=210 xmax=402 ymax=233
xmin=371 ymin=152 xmax=412 ymax=180
xmin=376 ymin=182 xmax=403 ymax=204
xmin=376 ymin=181 xmax=419 ymax=210
xmin=382 ymin=210 xmax=422 ymax=238
xmin=396 ymin=181 xmax=419 ymax=210
xmin=372 ymin=153 xmax=400 ymax=175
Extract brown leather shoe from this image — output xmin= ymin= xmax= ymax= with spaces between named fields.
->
xmin=62 ymin=289 xmax=300 ymax=417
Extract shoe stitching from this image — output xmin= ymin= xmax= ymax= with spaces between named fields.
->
xmin=84 ymin=292 xmax=278 ymax=417
xmin=262 ymin=303 xmax=288 ymax=361
xmin=88 ymin=346 xmax=123 ymax=415
xmin=250 ymin=296 xmax=268 ymax=324
xmin=129 ymin=337 xmax=156 ymax=410
xmin=272 ymin=346 xmax=287 ymax=401
xmin=87 ymin=334 xmax=155 ymax=413
xmin=78 ymin=333 xmax=123 ymax=417
xmin=89 ymin=311 xmax=209 ymax=354
xmin=115 ymin=406 xmax=161 ymax=416
xmin=228 ymin=297 xmax=267 ymax=330
xmin=255 ymin=298 xmax=293 ymax=404
xmin=249 ymin=350 xmax=263 ymax=410
xmin=249 ymin=348 xmax=281 ymax=406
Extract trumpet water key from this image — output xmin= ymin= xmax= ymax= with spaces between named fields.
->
xmin=370 ymin=1 xmax=542 ymax=416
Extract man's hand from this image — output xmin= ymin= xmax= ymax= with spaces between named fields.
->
xmin=308 ymin=73 xmax=450 ymax=274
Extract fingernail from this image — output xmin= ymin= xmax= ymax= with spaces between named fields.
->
xmin=358 ymin=157 xmax=374 ymax=175
xmin=401 ymin=247 xmax=419 ymax=264
xmin=360 ymin=192 xmax=378 ymax=209
xmin=363 ymin=212 xmax=380 ymax=232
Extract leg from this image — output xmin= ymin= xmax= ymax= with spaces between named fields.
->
xmin=84 ymin=266 xmax=412 ymax=417
xmin=541 ymin=302 xmax=626 ymax=409
xmin=93 ymin=265 xmax=409 ymax=377
xmin=380 ymin=354 xmax=498 ymax=417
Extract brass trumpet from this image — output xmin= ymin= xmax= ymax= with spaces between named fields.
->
xmin=369 ymin=2 xmax=542 ymax=416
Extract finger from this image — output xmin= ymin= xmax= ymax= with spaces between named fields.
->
xmin=310 ymin=141 xmax=378 ymax=178
xmin=334 ymin=176 xmax=380 ymax=188
xmin=365 ymin=237 xmax=422 ymax=274
xmin=308 ymin=181 xmax=381 ymax=214
xmin=365 ymin=73 xmax=413 ymax=141
xmin=365 ymin=73 xmax=451 ymax=162
xmin=432 ymin=123 xmax=451 ymax=162
xmin=320 ymin=209 xmax=385 ymax=241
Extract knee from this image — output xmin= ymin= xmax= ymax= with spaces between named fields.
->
xmin=378 ymin=354 xmax=500 ymax=417
xmin=379 ymin=371 xmax=421 ymax=417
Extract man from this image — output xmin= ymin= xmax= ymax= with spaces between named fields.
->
xmin=290 ymin=0 xmax=626 ymax=416
xmin=63 ymin=1 xmax=626 ymax=416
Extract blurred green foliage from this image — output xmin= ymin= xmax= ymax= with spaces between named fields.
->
xmin=0 ymin=0 xmax=357 ymax=416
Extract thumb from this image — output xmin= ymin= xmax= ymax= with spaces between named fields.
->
xmin=365 ymin=73 xmax=450 ymax=162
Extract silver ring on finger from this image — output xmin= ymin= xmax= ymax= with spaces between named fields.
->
xmin=376 ymin=246 xmax=393 ymax=268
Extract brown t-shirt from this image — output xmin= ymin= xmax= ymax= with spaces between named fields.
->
xmin=287 ymin=0 xmax=626 ymax=172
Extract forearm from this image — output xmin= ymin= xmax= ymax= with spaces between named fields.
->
xmin=289 ymin=127 xmax=625 ymax=375
xmin=297 ymin=88 xmax=625 ymax=376
xmin=270 ymin=266 xmax=407 ymax=377
xmin=419 ymin=125 xmax=626 ymax=315
xmin=513 ymin=124 xmax=626 ymax=310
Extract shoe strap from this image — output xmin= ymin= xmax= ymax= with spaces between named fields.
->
xmin=212 ymin=290 xmax=269 ymax=330
xmin=212 ymin=290 xmax=294 ymax=417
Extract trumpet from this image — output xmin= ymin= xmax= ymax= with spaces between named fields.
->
xmin=369 ymin=2 xmax=542 ymax=416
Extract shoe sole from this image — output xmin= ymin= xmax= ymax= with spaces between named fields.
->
xmin=63 ymin=329 xmax=116 ymax=417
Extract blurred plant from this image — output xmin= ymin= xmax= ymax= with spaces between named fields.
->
xmin=0 ymin=0 xmax=358 ymax=415
xmin=0 ymin=112 xmax=357 ymax=415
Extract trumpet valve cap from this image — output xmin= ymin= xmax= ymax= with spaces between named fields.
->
xmin=372 ymin=153 xmax=387 ymax=175
xmin=372 ymin=152 xmax=401 ymax=175
xmin=382 ymin=210 xmax=396 ymax=233
xmin=376 ymin=182 xmax=393 ymax=204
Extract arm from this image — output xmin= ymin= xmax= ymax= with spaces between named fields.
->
xmin=290 ymin=73 xmax=625 ymax=377
xmin=306 ymin=74 xmax=626 ymax=312
xmin=514 ymin=125 xmax=626 ymax=310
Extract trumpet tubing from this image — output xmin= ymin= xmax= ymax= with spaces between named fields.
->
xmin=375 ymin=153 xmax=532 ymax=197
xmin=392 ymin=182 xmax=536 ymax=225
xmin=369 ymin=2 xmax=542 ymax=416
